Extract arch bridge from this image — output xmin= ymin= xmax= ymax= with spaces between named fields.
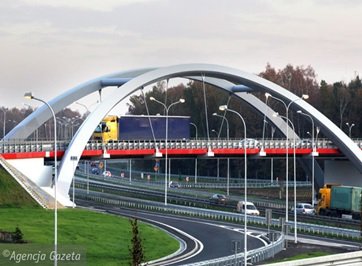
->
xmin=2 ymin=64 xmax=362 ymax=207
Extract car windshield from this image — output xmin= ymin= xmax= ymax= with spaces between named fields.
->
xmin=246 ymin=204 xmax=256 ymax=210
xmin=304 ymin=205 xmax=313 ymax=209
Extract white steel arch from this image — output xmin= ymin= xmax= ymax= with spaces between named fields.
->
xmin=6 ymin=63 xmax=362 ymax=206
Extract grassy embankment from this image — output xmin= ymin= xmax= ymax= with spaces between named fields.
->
xmin=0 ymin=167 xmax=179 ymax=265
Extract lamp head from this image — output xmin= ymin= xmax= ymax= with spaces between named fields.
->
xmin=212 ymin=113 xmax=217 ymax=116
xmin=150 ymin=96 xmax=155 ymax=101
xmin=297 ymin=110 xmax=302 ymax=114
xmin=219 ymin=105 xmax=227 ymax=111
xmin=24 ymin=92 xmax=34 ymax=100
xmin=272 ymin=112 xmax=279 ymax=117
xmin=265 ymin=92 xmax=271 ymax=98
xmin=179 ymin=98 xmax=185 ymax=103
xmin=302 ymin=94 xmax=309 ymax=100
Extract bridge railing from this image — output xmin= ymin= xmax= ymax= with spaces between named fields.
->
xmin=1 ymin=138 xmax=361 ymax=154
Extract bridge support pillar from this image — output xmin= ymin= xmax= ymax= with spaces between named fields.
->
xmin=324 ymin=160 xmax=362 ymax=187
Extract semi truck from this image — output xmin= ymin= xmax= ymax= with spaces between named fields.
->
xmin=93 ymin=115 xmax=190 ymax=142
xmin=316 ymin=184 xmax=362 ymax=219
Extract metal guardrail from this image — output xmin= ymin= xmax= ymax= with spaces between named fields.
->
xmin=1 ymin=138 xmax=361 ymax=154
xmin=76 ymin=189 xmax=362 ymax=240
xmin=78 ymin=170 xmax=310 ymax=190
xmin=187 ymin=232 xmax=285 ymax=266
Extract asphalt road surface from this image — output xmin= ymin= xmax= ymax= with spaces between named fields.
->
xmin=77 ymin=199 xmax=266 ymax=265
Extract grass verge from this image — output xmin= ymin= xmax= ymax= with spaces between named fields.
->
xmin=0 ymin=208 xmax=179 ymax=265
xmin=0 ymin=167 xmax=38 ymax=207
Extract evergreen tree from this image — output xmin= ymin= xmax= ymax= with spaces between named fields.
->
xmin=13 ymin=226 xmax=24 ymax=243
xmin=129 ymin=219 xmax=144 ymax=266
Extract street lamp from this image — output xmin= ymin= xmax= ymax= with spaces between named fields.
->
xmin=189 ymin=122 xmax=198 ymax=184
xmin=260 ymin=94 xmax=270 ymax=156
xmin=75 ymin=101 xmax=90 ymax=115
xmin=297 ymin=110 xmax=319 ymax=206
xmin=24 ymin=92 xmax=58 ymax=266
xmin=1 ymin=108 xmax=6 ymax=140
xmin=265 ymin=92 xmax=308 ymax=223
xmin=190 ymin=122 xmax=198 ymax=140
xmin=219 ymin=104 xmax=248 ymax=266
xmin=211 ymin=129 xmax=219 ymax=137
xmin=274 ymin=112 xmax=298 ymax=244
xmin=150 ymin=96 xmax=185 ymax=206
xmin=270 ymin=126 xmax=276 ymax=184
xmin=213 ymin=112 xmax=230 ymax=196
xmin=346 ymin=122 xmax=355 ymax=138
xmin=211 ymin=129 xmax=220 ymax=180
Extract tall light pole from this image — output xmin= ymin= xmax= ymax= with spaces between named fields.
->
xmin=1 ymin=108 xmax=6 ymax=140
xmin=190 ymin=122 xmax=198 ymax=140
xmin=219 ymin=104 xmax=247 ymax=266
xmin=211 ymin=129 xmax=220 ymax=180
xmin=270 ymin=126 xmax=276 ymax=184
xmin=260 ymin=94 xmax=270 ymax=156
xmin=190 ymin=122 xmax=198 ymax=184
xmin=274 ymin=112 xmax=298 ymax=244
xmin=75 ymin=101 xmax=89 ymax=115
xmin=24 ymin=92 xmax=58 ymax=266
xmin=265 ymin=93 xmax=308 ymax=223
xmin=297 ymin=110 xmax=319 ymax=206
xmin=346 ymin=122 xmax=355 ymax=138
xmin=150 ymin=96 xmax=185 ymax=206
xmin=23 ymin=103 xmax=39 ymax=141
xmin=213 ymin=112 xmax=230 ymax=196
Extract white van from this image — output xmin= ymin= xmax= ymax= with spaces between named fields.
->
xmin=236 ymin=201 xmax=260 ymax=216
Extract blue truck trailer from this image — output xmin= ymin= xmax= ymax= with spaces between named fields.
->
xmin=118 ymin=115 xmax=190 ymax=140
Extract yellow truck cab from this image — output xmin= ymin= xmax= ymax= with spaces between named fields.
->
xmin=316 ymin=183 xmax=340 ymax=216
xmin=93 ymin=115 xmax=118 ymax=142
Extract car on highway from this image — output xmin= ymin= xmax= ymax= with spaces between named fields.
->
xmin=91 ymin=167 xmax=100 ymax=175
xmin=209 ymin=194 xmax=227 ymax=205
xmin=169 ymin=181 xmax=181 ymax=188
xmin=293 ymin=203 xmax=315 ymax=214
xmin=236 ymin=201 xmax=260 ymax=216
xmin=102 ymin=170 xmax=112 ymax=177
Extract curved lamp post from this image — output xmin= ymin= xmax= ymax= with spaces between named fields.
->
xmin=297 ymin=110 xmax=319 ymax=206
xmin=24 ymin=92 xmax=58 ymax=266
xmin=265 ymin=93 xmax=308 ymax=224
xmin=346 ymin=122 xmax=355 ymax=138
xmin=1 ymin=108 xmax=6 ymax=140
xmin=150 ymin=97 xmax=185 ymax=206
xmin=190 ymin=122 xmax=198 ymax=140
xmin=274 ymin=112 xmax=298 ymax=244
xmin=213 ymin=112 xmax=230 ymax=196
xmin=219 ymin=104 xmax=247 ymax=266
xmin=189 ymin=122 xmax=198 ymax=184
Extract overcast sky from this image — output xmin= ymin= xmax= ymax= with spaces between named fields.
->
xmin=1 ymin=0 xmax=361 ymax=113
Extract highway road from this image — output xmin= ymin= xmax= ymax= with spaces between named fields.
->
xmin=77 ymin=199 xmax=266 ymax=265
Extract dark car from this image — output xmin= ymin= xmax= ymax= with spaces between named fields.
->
xmin=209 ymin=194 xmax=227 ymax=205
xmin=91 ymin=167 xmax=100 ymax=175
xmin=169 ymin=181 xmax=181 ymax=188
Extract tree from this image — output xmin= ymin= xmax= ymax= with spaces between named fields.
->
xmin=129 ymin=219 xmax=144 ymax=266
xmin=13 ymin=226 xmax=24 ymax=243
